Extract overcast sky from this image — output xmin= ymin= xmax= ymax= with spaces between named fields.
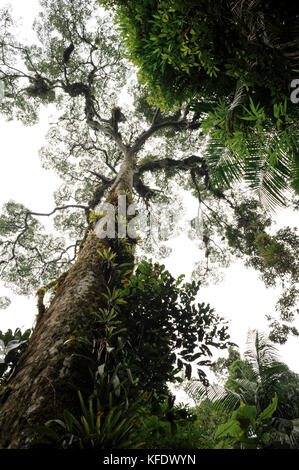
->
xmin=0 ymin=1 xmax=298 ymax=386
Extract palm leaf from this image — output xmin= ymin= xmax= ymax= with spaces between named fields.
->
xmin=244 ymin=329 xmax=280 ymax=378
xmin=185 ymin=380 xmax=241 ymax=413
xmin=202 ymin=118 xmax=298 ymax=210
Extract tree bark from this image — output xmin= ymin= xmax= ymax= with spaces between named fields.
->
xmin=0 ymin=154 xmax=134 ymax=449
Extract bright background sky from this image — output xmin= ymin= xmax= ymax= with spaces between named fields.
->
xmin=0 ymin=2 xmax=298 ymax=393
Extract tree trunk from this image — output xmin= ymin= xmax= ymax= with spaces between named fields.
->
xmin=0 ymin=154 xmax=134 ymax=449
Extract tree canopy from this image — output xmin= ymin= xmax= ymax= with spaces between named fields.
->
xmin=99 ymin=0 xmax=299 ymax=207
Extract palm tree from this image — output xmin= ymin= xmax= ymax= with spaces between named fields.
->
xmin=186 ymin=329 xmax=299 ymax=446
xmin=228 ymin=330 xmax=299 ymax=418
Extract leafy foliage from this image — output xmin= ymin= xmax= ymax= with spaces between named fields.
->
xmin=188 ymin=397 xmax=231 ymax=449
xmin=188 ymin=194 xmax=298 ymax=342
xmin=131 ymin=397 xmax=202 ymax=449
xmin=214 ymin=395 xmax=281 ymax=449
xmin=100 ymin=1 xmax=298 ymax=108
xmin=99 ymin=0 xmax=299 ymax=207
xmin=0 ymin=328 xmax=31 ymax=387
xmin=226 ymin=330 xmax=299 ymax=420
xmin=185 ymin=330 xmax=299 ymax=447
xmin=67 ymin=258 xmax=232 ymax=395
xmin=224 ymin=199 xmax=299 ymax=342
xmin=32 ymin=237 xmax=232 ymax=448
xmin=34 ymin=388 xmax=146 ymax=449
xmin=0 ymin=202 xmax=71 ymax=295
xmin=211 ymin=346 xmax=240 ymax=381
xmin=119 ymin=260 xmax=232 ymax=390
xmin=200 ymin=98 xmax=298 ymax=209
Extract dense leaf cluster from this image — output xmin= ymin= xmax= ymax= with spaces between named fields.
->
xmin=185 ymin=330 xmax=299 ymax=447
xmin=224 ymin=332 xmax=299 ymax=420
xmin=101 ymin=1 xmax=298 ymax=108
xmin=120 ymin=260 xmax=232 ymax=391
xmin=99 ymin=0 xmax=299 ymax=207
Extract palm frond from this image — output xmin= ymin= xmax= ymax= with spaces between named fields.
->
xmin=185 ymin=380 xmax=240 ymax=413
xmin=244 ymin=329 xmax=280 ymax=378
xmin=244 ymin=145 xmax=292 ymax=211
xmin=225 ymin=81 xmax=247 ymax=134
xmin=203 ymin=120 xmax=296 ymax=210
xmin=204 ymin=137 xmax=244 ymax=190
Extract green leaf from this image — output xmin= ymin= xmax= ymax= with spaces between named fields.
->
xmin=45 ymin=418 xmax=66 ymax=429
xmin=233 ymin=404 xmax=257 ymax=428
xmin=215 ymin=419 xmax=242 ymax=439
xmin=81 ymin=415 xmax=90 ymax=436
xmin=258 ymin=394 xmax=278 ymax=422
xmin=63 ymin=409 xmax=76 ymax=433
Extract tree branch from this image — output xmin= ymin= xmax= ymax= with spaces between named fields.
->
xmin=131 ymin=108 xmax=202 ymax=154
xmin=136 ymin=155 xmax=207 ymax=175
xmin=28 ymin=204 xmax=90 ymax=224
xmin=133 ymin=176 xmax=162 ymax=202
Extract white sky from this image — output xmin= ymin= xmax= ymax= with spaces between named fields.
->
xmin=0 ymin=1 xmax=298 ymax=392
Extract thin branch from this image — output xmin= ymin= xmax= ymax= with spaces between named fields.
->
xmin=28 ymin=204 xmax=89 ymax=218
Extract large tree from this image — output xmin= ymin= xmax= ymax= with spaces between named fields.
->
xmin=0 ymin=0 xmax=234 ymax=448
xmin=0 ymin=0 xmax=297 ymax=448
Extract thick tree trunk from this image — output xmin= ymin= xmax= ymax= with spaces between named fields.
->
xmin=0 ymin=155 xmax=134 ymax=449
